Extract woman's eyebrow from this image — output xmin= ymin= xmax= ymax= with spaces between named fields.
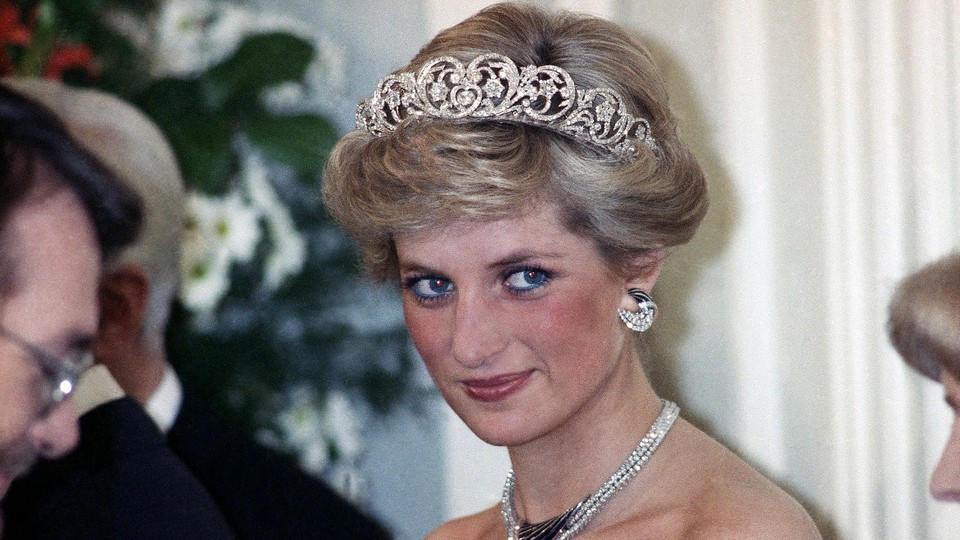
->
xmin=489 ymin=250 xmax=563 ymax=269
xmin=397 ymin=261 xmax=439 ymax=274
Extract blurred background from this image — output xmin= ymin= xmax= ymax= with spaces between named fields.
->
xmin=3 ymin=1 xmax=958 ymax=539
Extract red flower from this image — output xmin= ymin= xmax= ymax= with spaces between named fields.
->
xmin=0 ymin=1 xmax=31 ymax=75
xmin=0 ymin=2 xmax=30 ymax=45
xmin=43 ymin=43 xmax=97 ymax=80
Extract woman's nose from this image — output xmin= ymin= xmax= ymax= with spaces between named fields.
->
xmin=29 ymin=398 xmax=80 ymax=460
xmin=451 ymin=292 xmax=507 ymax=368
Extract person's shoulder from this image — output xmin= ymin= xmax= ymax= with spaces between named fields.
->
xmin=683 ymin=485 xmax=822 ymax=540
xmin=425 ymin=505 xmax=502 ymax=540
xmin=665 ymin=420 xmax=822 ymax=539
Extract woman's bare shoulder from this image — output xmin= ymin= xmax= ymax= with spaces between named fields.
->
xmin=425 ymin=505 xmax=503 ymax=540
xmin=665 ymin=421 xmax=823 ymax=539
xmin=683 ymin=481 xmax=823 ymax=540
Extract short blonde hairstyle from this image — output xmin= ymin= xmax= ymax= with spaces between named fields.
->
xmin=323 ymin=2 xmax=707 ymax=281
xmin=888 ymin=253 xmax=960 ymax=380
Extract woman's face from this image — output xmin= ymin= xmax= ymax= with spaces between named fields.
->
xmin=931 ymin=368 xmax=960 ymax=502
xmin=395 ymin=203 xmax=658 ymax=447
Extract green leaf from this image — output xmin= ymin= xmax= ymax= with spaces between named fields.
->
xmin=47 ymin=0 xmax=103 ymax=22
xmin=246 ymin=113 xmax=338 ymax=175
xmin=17 ymin=1 xmax=58 ymax=77
xmin=132 ymin=78 xmax=233 ymax=192
xmin=202 ymin=32 xmax=315 ymax=110
xmin=166 ymin=116 xmax=234 ymax=194
xmin=134 ymin=78 xmax=208 ymax=123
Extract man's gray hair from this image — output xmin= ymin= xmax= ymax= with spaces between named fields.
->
xmin=3 ymin=78 xmax=184 ymax=338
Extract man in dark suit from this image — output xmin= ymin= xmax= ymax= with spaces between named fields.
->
xmin=0 ymin=78 xmax=140 ymax=504
xmin=0 ymin=79 xmax=236 ymax=539
xmin=1 ymin=365 xmax=238 ymax=539
xmin=167 ymin=386 xmax=393 ymax=539
xmin=6 ymin=78 xmax=391 ymax=539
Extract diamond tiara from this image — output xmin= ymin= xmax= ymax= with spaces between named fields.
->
xmin=355 ymin=53 xmax=660 ymax=162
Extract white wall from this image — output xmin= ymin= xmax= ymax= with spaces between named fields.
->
xmin=256 ymin=1 xmax=960 ymax=538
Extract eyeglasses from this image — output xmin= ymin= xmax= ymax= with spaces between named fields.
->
xmin=0 ymin=325 xmax=93 ymax=415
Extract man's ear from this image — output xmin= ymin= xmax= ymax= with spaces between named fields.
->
xmin=94 ymin=265 xmax=150 ymax=359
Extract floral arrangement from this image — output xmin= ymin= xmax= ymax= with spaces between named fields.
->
xmin=1 ymin=0 xmax=422 ymax=494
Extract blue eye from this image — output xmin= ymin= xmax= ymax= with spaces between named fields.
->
xmin=408 ymin=277 xmax=454 ymax=300
xmin=504 ymin=268 xmax=549 ymax=292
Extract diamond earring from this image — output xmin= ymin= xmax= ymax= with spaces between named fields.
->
xmin=617 ymin=288 xmax=657 ymax=332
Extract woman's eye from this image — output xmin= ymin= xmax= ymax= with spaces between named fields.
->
xmin=408 ymin=277 xmax=454 ymax=299
xmin=504 ymin=269 xmax=549 ymax=292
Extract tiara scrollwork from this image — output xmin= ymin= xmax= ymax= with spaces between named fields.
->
xmin=355 ymin=53 xmax=660 ymax=162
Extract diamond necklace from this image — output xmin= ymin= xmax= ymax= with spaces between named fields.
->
xmin=501 ymin=400 xmax=680 ymax=540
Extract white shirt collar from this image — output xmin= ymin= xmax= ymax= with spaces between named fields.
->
xmin=144 ymin=365 xmax=183 ymax=433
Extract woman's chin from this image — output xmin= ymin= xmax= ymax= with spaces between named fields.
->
xmin=454 ymin=410 xmax=552 ymax=448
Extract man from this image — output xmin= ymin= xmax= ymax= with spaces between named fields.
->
xmin=6 ymin=79 xmax=391 ymax=538
xmin=0 ymin=79 xmax=236 ymax=539
xmin=0 ymin=81 xmax=141 ymax=505
xmin=0 ymin=77 xmax=144 ymax=533
xmin=888 ymin=252 xmax=960 ymax=503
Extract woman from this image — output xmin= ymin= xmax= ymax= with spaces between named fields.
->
xmin=888 ymin=253 xmax=960 ymax=503
xmin=323 ymin=3 xmax=820 ymax=538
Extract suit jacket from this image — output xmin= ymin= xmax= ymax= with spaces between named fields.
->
xmin=1 ymin=397 xmax=236 ymax=540
xmin=166 ymin=388 xmax=392 ymax=540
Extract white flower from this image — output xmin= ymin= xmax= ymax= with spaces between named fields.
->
xmin=179 ymin=193 xmax=228 ymax=313
xmin=299 ymin=440 xmax=331 ymax=475
xmin=272 ymin=386 xmax=364 ymax=477
xmin=261 ymin=82 xmax=308 ymax=114
xmin=323 ymin=391 xmax=361 ymax=461
xmin=275 ymin=386 xmax=331 ymax=473
xmin=263 ymin=209 xmax=307 ymax=291
xmin=241 ymin=153 xmax=279 ymax=212
xmin=219 ymin=191 xmax=261 ymax=263
xmin=101 ymin=7 xmax=151 ymax=50
xmin=242 ymin=155 xmax=307 ymax=289
xmin=179 ymin=248 xmax=231 ymax=315
xmin=151 ymin=0 xmax=254 ymax=77
xmin=324 ymin=463 xmax=367 ymax=502
xmin=178 ymin=189 xmax=262 ymax=314
xmin=181 ymin=192 xmax=218 ymax=270
xmin=151 ymin=0 xmax=216 ymax=76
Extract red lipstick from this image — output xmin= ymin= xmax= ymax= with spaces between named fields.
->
xmin=461 ymin=371 xmax=533 ymax=402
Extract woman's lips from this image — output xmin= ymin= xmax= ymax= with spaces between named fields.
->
xmin=461 ymin=370 xmax=533 ymax=402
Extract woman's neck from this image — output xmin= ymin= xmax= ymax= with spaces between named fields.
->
xmin=505 ymin=356 xmax=663 ymax=524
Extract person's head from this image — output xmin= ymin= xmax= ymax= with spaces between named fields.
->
xmin=0 ymin=80 xmax=142 ymax=497
xmin=323 ymin=3 xmax=707 ymax=445
xmin=324 ymin=3 xmax=706 ymax=284
xmin=3 ymin=79 xmax=186 ymax=404
xmin=888 ymin=252 xmax=960 ymax=502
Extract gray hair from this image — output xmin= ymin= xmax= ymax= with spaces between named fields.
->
xmin=888 ymin=252 xmax=960 ymax=380
xmin=3 ymin=78 xmax=184 ymax=339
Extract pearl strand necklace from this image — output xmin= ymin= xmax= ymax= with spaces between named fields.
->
xmin=501 ymin=400 xmax=680 ymax=540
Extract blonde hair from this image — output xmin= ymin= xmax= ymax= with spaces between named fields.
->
xmin=3 ymin=78 xmax=184 ymax=338
xmin=888 ymin=253 xmax=960 ymax=380
xmin=323 ymin=2 xmax=707 ymax=281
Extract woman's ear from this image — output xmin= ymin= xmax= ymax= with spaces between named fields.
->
xmin=620 ymin=249 xmax=666 ymax=305
xmin=93 ymin=265 xmax=150 ymax=360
